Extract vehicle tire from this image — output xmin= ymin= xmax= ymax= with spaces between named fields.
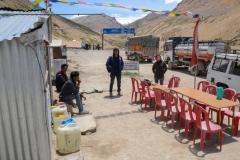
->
xmin=168 ymin=60 xmax=173 ymax=69
xmin=127 ymin=55 xmax=130 ymax=60
xmin=134 ymin=53 xmax=139 ymax=61
xmin=147 ymin=59 xmax=153 ymax=63
xmin=190 ymin=67 xmax=200 ymax=76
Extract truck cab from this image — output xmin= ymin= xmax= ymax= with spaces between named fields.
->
xmin=207 ymin=50 xmax=240 ymax=92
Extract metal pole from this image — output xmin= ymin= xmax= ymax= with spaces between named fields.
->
xmin=102 ymin=33 xmax=104 ymax=50
xmin=194 ymin=65 xmax=197 ymax=89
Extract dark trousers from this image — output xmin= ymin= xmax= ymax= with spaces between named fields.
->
xmin=109 ymin=73 xmax=121 ymax=92
xmin=154 ymin=77 xmax=164 ymax=85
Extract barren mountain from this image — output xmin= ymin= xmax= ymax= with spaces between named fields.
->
xmin=0 ymin=0 xmax=31 ymax=10
xmin=0 ymin=0 xmax=122 ymax=49
xmin=72 ymin=14 xmax=123 ymax=33
xmin=127 ymin=0 xmax=240 ymax=50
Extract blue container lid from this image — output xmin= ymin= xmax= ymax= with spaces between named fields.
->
xmin=61 ymin=118 xmax=76 ymax=126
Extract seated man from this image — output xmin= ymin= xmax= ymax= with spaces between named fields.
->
xmin=59 ymin=71 xmax=89 ymax=115
xmin=55 ymin=64 xmax=68 ymax=92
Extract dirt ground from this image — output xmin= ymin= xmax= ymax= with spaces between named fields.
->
xmin=51 ymin=50 xmax=240 ymax=160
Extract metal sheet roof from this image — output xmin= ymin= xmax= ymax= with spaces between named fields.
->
xmin=0 ymin=10 xmax=48 ymax=41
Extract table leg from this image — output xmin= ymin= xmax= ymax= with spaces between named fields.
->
xmin=218 ymin=109 xmax=221 ymax=140
xmin=232 ymin=106 xmax=235 ymax=135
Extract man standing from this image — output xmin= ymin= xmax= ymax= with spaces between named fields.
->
xmin=55 ymin=64 xmax=68 ymax=92
xmin=106 ymin=48 xmax=124 ymax=97
xmin=152 ymin=55 xmax=167 ymax=85
xmin=59 ymin=71 xmax=89 ymax=115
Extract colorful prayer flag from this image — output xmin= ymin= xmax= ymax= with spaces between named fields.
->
xmin=94 ymin=3 xmax=103 ymax=6
xmin=78 ymin=0 xmax=87 ymax=4
xmin=182 ymin=11 xmax=187 ymax=16
xmin=102 ymin=3 xmax=109 ymax=6
xmin=118 ymin=6 xmax=126 ymax=8
xmin=70 ymin=2 xmax=77 ymax=6
xmin=168 ymin=13 xmax=176 ymax=17
xmin=131 ymin=8 xmax=138 ymax=11
xmin=49 ymin=0 xmax=59 ymax=2
xmin=109 ymin=4 xmax=117 ymax=7
xmin=164 ymin=12 xmax=169 ymax=16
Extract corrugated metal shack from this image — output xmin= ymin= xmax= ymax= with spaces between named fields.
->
xmin=0 ymin=10 xmax=52 ymax=160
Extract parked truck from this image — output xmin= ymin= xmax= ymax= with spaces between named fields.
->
xmin=207 ymin=49 xmax=240 ymax=92
xmin=125 ymin=35 xmax=160 ymax=62
xmin=163 ymin=37 xmax=230 ymax=75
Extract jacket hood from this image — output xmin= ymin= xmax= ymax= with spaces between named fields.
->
xmin=113 ymin=48 xmax=120 ymax=56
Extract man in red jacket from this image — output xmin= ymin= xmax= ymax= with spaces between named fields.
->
xmin=56 ymin=64 xmax=68 ymax=92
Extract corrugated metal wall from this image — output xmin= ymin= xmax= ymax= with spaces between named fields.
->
xmin=0 ymin=38 xmax=51 ymax=160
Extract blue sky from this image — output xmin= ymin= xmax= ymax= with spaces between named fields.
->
xmin=39 ymin=0 xmax=182 ymax=24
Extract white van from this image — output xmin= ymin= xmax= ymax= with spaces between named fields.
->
xmin=207 ymin=50 xmax=240 ymax=92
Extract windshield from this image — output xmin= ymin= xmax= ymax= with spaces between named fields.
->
xmin=164 ymin=42 xmax=173 ymax=51
xmin=212 ymin=58 xmax=229 ymax=73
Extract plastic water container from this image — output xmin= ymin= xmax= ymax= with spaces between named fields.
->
xmin=216 ymin=87 xmax=224 ymax=100
xmin=57 ymin=124 xmax=81 ymax=154
xmin=61 ymin=118 xmax=76 ymax=126
xmin=53 ymin=114 xmax=70 ymax=133
xmin=51 ymin=104 xmax=68 ymax=120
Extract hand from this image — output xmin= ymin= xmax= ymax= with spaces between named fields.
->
xmin=77 ymin=79 xmax=81 ymax=85
xmin=82 ymin=95 xmax=86 ymax=100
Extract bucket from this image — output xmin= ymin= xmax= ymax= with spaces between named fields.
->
xmin=51 ymin=104 xmax=68 ymax=120
xmin=57 ymin=124 xmax=81 ymax=154
xmin=53 ymin=114 xmax=70 ymax=134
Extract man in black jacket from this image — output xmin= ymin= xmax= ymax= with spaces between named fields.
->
xmin=59 ymin=71 xmax=89 ymax=115
xmin=152 ymin=55 xmax=167 ymax=85
xmin=55 ymin=64 xmax=68 ymax=92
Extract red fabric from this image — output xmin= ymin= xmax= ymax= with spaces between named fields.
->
xmin=78 ymin=0 xmax=87 ymax=4
xmin=190 ymin=19 xmax=201 ymax=70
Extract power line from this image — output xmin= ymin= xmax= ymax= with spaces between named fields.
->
xmin=0 ymin=13 xmax=103 ymax=16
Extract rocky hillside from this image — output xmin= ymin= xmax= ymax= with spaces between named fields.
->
xmin=0 ymin=0 xmax=122 ymax=49
xmin=52 ymin=15 xmax=123 ymax=49
xmin=127 ymin=0 xmax=240 ymax=50
xmin=72 ymin=14 xmax=123 ymax=33
xmin=174 ymin=0 xmax=240 ymax=16
xmin=0 ymin=0 xmax=31 ymax=10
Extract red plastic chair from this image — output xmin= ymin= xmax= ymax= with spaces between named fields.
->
xmin=168 ymin=76 xmax=180 ymax=88
xmin=209 ymin=88 xmax=236 ymax=123
xmin=194 ymin=85 xmax=217 ymax=109
xmin=189 ymin=80 xmax=210 ymax=102
xmin=131 ymin=77 xmax=142 ymax=103
xmin=197 ymin=80 xmax=211 ymax=91
xmin=220 ymin=93 xmax=240 ymax=136
xmin=178 ymin=97 xmax=196 ymax=138
xmin=140 ymin=81 xmax=155 ymax=111
xmin=165 ymin=92 xmax=181 ymax=129
xmin=153 ymin=88 xmax=167 ymax=120
xmin=193 ymin=104 xmax=222 ymax=151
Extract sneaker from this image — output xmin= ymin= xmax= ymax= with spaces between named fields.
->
xmin=109 ymin=92 xmax=113 ymax=97
xmin=72 ymin=103 xmax=77 ymax=108
xmin=79 ymin=110 xmax=89 ymax=115
xmin=117 ymin=92 xmax=123 ymax=96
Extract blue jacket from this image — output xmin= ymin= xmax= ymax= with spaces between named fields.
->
xmin=106 ymin=49 xmax=124 ymax=73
